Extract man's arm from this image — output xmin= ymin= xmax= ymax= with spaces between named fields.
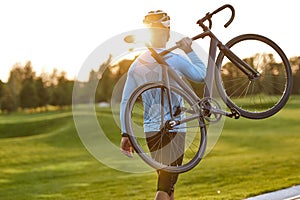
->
xmin=119 ymin=70 xmax=137 ymax=157
xmin=168 ymin=37 xmax=207 ymax=83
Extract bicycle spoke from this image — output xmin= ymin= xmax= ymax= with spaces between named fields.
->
xmin=127 ymin=83 xmax=206 ymax=172
xmin=216 ymin=34 xmax=292 ymax=118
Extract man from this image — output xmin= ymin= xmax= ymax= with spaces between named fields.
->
xmin=120 ymin=10 xmax=206 ymax=200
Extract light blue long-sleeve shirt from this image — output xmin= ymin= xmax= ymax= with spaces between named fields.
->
xmin=120 ymin=49 xmax=206 ymax=133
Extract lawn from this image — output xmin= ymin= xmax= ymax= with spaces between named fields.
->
xmin=0 ymin=96 xmax=299 ymax=200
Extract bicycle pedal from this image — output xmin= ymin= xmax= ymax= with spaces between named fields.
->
xmin=229 ymin=108 xmax=240 ymax=119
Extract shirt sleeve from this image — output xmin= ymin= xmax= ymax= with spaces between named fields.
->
xmin=120 ymin=70 xmax=137 ymax=134
xmin=166 ymin=51 xmax=206 ymax=83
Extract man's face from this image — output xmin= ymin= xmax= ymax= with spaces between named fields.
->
xmin=149 ymin=28 xmax=170 ymax=45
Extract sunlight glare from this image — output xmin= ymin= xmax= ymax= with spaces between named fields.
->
xmin=133 ymin=30 xmax=151 ymax=44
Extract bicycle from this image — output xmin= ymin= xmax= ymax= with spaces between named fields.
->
xmin=123 ymin=4 xmax=292 ymax=173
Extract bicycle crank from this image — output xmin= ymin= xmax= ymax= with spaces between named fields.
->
xmin=199 ymin=97 xmax=223 ymax=123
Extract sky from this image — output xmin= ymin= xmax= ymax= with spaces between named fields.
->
xmin=0 ymin=0 xmax=299 ymax=82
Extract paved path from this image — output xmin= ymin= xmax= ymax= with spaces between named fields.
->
xmin=245 ymin=185 xmax=300 ymax=200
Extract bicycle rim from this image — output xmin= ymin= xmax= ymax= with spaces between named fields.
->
xmin=125 ymin=83 xmax=207 ymax=173
xmin=215 ymin=34 xmax=292 ymax=119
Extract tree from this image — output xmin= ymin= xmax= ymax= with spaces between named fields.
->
xmin=35 ymin=77 xmax=49 ymax=107
xmin=95 ymin=56 xmax=133 ymax=102
xmin=19 ymin=81 xmax=39 ymax=109
xmin=0 ymin=81 xmax=17 ymax=112
xmin=290 ymin=56 xmax=300 ymax=94
xmin=23 ymin=61 xmax=35 ymax=80
xmin=49 ymin=71 xmax=73 ymax=107
xmin=7 ymin=63 xmax=24 ymax=107
xmin=19 ymin=61 xmax=39 ymax=109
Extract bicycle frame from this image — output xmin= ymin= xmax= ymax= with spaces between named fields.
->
xmin=146 ymin=5 xmax=264 ymax=124
xmin=148 ymin=34 xmax=242 ymax=122
xmin=122 ymin=4 xmax=292 ymax=174
xmin=159 ymin=32 xmax=260 ymax=96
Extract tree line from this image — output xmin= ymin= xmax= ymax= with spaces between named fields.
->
xmin=1 ymin=55 xmax=300 ymax=113
xmin=0 ymin=61 xmax=73 ymax=113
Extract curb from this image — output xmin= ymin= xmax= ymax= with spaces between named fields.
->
xmin=245 ymin=185 xmax=300 ymax=200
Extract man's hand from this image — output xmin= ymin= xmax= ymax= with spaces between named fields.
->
xmin=120 ymin=137 xmax=134 ymax=158
xmin=176 ymin=37 xmax=193 ymax=53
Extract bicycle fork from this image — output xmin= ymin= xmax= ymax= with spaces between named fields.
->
xmin=218 ymin=43 xmax=261 ymax=80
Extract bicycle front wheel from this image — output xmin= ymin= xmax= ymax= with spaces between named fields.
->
xmin=215 ymin=34 xmax=292 ymax=119
xmin=124 ymin=82 xmax=207 ymax=173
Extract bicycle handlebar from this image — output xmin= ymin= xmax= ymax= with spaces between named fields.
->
xmin=155 ymin=4 xmax=236 ymax=57
xmin=196 ymin=4 xmax=235 ymax=30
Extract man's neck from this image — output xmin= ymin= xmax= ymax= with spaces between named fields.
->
xmin=151 ymin=43 xmax=166 ymax=49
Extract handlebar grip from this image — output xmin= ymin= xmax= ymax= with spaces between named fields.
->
xmin=223 ymin=4 xmax=235 ymax=28
xmin=197 ymin=4 xmax=235 ymax=29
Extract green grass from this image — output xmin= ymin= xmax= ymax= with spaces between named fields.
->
xmin=0 ymin=96 xmax=300 ymax=199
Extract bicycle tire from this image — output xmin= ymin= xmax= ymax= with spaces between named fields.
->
xmin=124 ymin=82 xmax=207 ymax=173
xmin=215 ymin=34 xmax=292 ymax=119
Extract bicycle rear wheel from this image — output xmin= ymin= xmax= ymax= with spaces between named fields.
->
xmin=124 ymin=82 xmax=207 ymax=173
xmin=215 ymin=34 xmax=292 ymax=119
